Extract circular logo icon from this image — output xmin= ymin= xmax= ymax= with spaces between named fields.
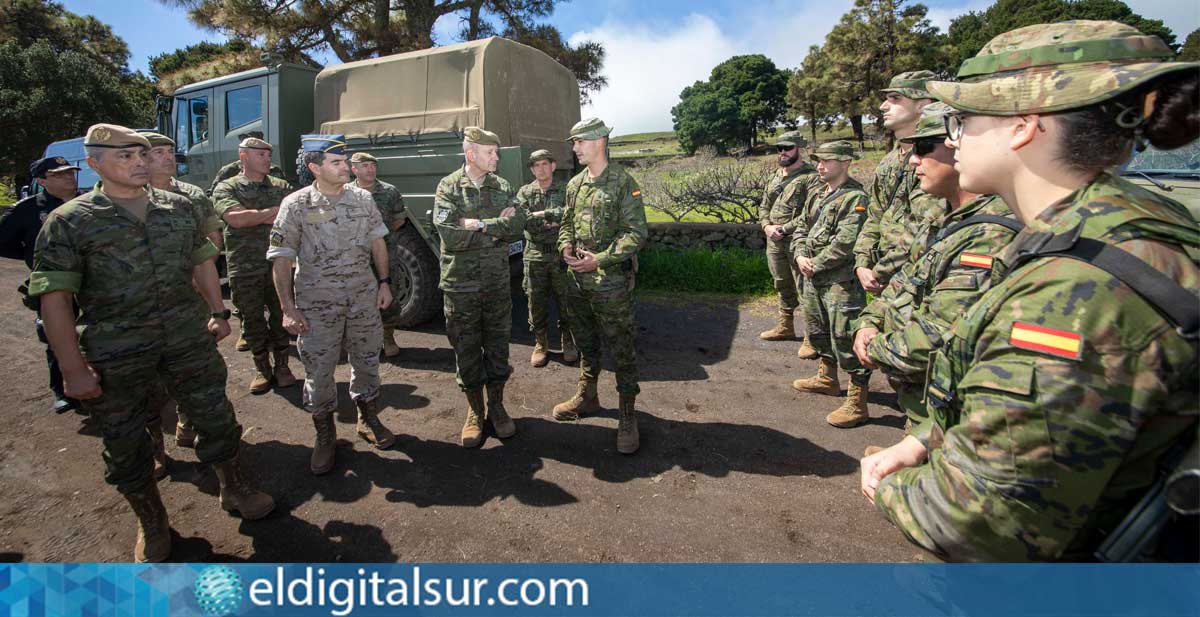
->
xmin=193 ymin=565 xmax=243 ymax=617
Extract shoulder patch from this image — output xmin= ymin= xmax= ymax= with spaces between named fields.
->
xmin=1009 ymin=321 xmax=1083 ymax=360
xmin=434 ymin=206 xmax=451 ymax=224
xmin=959 ymin=252 xmax=993 ymax=269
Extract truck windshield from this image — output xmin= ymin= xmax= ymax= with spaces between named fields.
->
xmin=1121 ymin=141 xmax=1200 ymax=177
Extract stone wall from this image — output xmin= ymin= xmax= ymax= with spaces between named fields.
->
xmin=646 ymin=222 xmax=764 ymax=252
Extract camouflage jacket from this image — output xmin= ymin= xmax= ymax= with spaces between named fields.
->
xmin=210 ymin=160 xmax=287 ymax=193
xmin=515 ymin=178 xmax=566 ymax=263
xmin=558 ymin=163 xmax=648 ymax=292
xmin=213 ymin=174 xmax=294 ymax=278
xmin=267 ymin=184 xmax=388 ymax=306
xmin=27 ymin=187 xmax=219 ymax=362
xmin=432 ymin=167 xmax=525 ymax=293
xmin=791 ymin=177 xmax=870 ymax=286
xmin=758 ymin=164 xmax=820 ymax=235
xmin=857 ymin=194 xmax=1018 ymax=382
xmin=876 ymin=173 xmax=1200 ymax=561
xmin=163 ymin=177 xmax=221 ymax=236
xmin=853 ymin=144 xmax=932 ymax=284
xmin=358 ymin=179 xmax=406 ymax=236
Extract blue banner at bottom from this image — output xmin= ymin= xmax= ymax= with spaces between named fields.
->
xmin=0 ymin=563 xmax=1196 ymax=616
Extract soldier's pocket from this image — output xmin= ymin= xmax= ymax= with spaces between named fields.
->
xmin=344 ymin=211 xmax=374 ymax=249
xmin=165 ymin=217 xmax=197 ymax=267
xmin=832 ymin=303 xmax=864 ymax=338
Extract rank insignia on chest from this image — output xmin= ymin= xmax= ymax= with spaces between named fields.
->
xmin=959 ymin=252 xmax=993 ymax=269
xmin=631 ymin=189 xmax=641 ymax=198
xmin=1009 ymin=321 xmax=1083 ymax=360
xmin=854 ymin=205 xmax=866 ymax=212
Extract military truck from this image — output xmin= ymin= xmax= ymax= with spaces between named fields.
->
xmin=157 ymin=37 xmax=581 ymax=326
xmin=1119 ymin=141 xmax=1200 ymax=221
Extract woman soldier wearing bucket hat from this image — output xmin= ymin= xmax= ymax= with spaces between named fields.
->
xmin=859 ymin=21 xmax=1199 ymax=561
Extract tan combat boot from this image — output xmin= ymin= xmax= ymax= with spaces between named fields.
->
xmin=175 ymin=405 xmax=195 ymax=448
xmin=486 ymin=382 xmax=517 ymax=438
xmin=310 ymin=411 xmax=336 ymax=475
xmin=616 ymin=394 xmax=640 ymax=454
xmin=272 ymin=349 xmax=297 ymax=387
xmin=561 ymin=329 xmax=579 ymax=364
xmin=797 ymin=336 xmax=819 ymax=359
xmin=552 ymin=378 xmax=601 ymax=421
xmin=213 ymin=454 xmax=276 ymax=520
xmin=250 ymin=352 xmax=273 ymax=394
xmin=122 ymin=481 xmax=171 ymax=563
xmin=792 ymin=357 xmax=841 ymax=396
xmin=759 ymin=310 xmax=795 ymax=341
xmin=827 ymin=382 xmax=870 ymax=428
xmin=530 ymin=330 xmax=549 ymax=367
xmin=356 ymin=397 xmax=396 ymax=449
xmin=461 ymin=387 xmax=486 ymax=448
xmin=382 ymin=327 xmax=401 ymax=358
xmin=235 ymin=334 xmax=249 ymax=352
xmin=148 ymin=422 xmax=168 ymax=480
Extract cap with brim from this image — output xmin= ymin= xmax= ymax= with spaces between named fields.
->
xmin=774 ymin=131 xmax=807 ymax=147
xmin=528 ymin=149 xmax=555 ymax=164
xmin=928 ymin=20 xmax=1196 ymax=115
xmin=350 ymin=152 xmax=377 ymax=163
xmin=567 ymin=117 xmax=612 ymax=141
xmin=142 ymin=132 xmax=175 ymax=149
xmin=84 ymin=123 xmax=150 ymax=149
xmin=30 ymin=156 xmax=80 ymax=178
xmin=239 ymin=137 xmax=272 ymax=150
xmin=880 ymin=70 xmax=936 ymax=100
xmin=810 ymin=140 xmax=859 ymax=161
xmin=301 ymin=134 xmax=347 ymax=155
xmin=463 ymin=126 xmax=501 ymax=147
xmin=899 ymin=102 xmax=955 ymax=143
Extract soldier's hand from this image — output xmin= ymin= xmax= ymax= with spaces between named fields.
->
xmin=283 ymin=308 xmax=310 ymax=335
xmin=459 ymin=218 xmax=482 ymax=231
xmin=377 ymin=284 xmax=393 ymax=310
xmin=561 ymin=246 xmax=579 ymax=264
xmin=861 ymin=436 xmax=928 ymax=504
xmin=500 ymin=207 xmax=516 ymax=218
xmin=532 ymin=210 xmax=547 ymax=218
xmin=853 ymin=327 xmax=879 ymax=368
xmin=856 ymin=267 xmax=883 ymax=293
xmin=796 ymin=256 xmax=815 ymax=277
xmin=64 ymin=364 xmax=102 ymax=400
xmin=208 ymin=317 xmax=232 ymax=342
xmin=569 ymin=250 xmax=599 ymax=273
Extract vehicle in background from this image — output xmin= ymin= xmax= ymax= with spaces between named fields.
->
xmin=1119 ymin=140 xmax=1200 ymax=221
xmin=21 ymin=137 xmax=102 ymax=198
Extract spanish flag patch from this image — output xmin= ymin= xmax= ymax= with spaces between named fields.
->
xmin=631 ymin=189 xmax=642 ymax=198
xmin=1009 ymin=321 xmax=1083 ymax=360
xmin=959 ymin=252 xmax=993 ymax=269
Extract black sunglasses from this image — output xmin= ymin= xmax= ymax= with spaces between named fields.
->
xmin=911 ymin=137 xmax=943 ymax=157
xmin=776 ymin=145 xmax=797 ymax=152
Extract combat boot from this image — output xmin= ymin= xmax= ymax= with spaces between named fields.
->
xmin=616 ymin=394 xmax=640 ymax=454
xmin=827 ymin=382 xmax=870 ymax=428
xmin=759 ymin=310 xmax=795 ymax=341
xmin=561 ymin=329 xmax=579 ymax=364
xmin=149 ymin=423 xmax=168 ymax=480
xmin=122 ymin=481 xmax=171 ymax=563
xmin=382 ymin=327 xmax=401 ymax=358
xmin=175 ymin=419 xmax=196 ymax=448
xmin=250 ymin=352 xmax=273 ymax=394
xmin=213 ymin=454 xmax=276 ymax=520
xmin=310 ymin=411 xmax=337 ymax=475
xmin=461 ymin=387 xmax=486 ymax=448
xmin=356 ymin=397 xmax=396 ymax=449
xmin=552 ymin=378 xmax=601 ymax=421
xmin=486 ymin=382 xmax=517 ymax=438
xmin=235 ymin=334 xmax=249 ymax=352
xmin=530 ymin=330 xmax=549 ymax=367
xmin=797 ymin=336 xmax=819 ymax=360
xmin=791 ymin=357 xmax=841 ymax=396
xmin=272 ymin=348 xmax=297 ymax=387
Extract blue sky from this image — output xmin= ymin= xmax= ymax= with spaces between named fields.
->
xmin=62 ymin=0 xmax=1200 ymax=134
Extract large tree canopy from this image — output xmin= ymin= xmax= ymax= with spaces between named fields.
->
xmin=671 ymin=54 xmax=790 ymax=155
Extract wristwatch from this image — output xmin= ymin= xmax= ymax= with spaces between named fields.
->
xmin=378 ymin=277 xmax=392 ymax=285
xmin=211 ymin=309 xmax=232 ymax=320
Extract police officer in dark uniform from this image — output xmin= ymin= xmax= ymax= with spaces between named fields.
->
xmin=0 ymin=156 xmax=82 ymax=413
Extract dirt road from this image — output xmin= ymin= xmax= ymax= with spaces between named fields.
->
xmin=0 ymin=259 xmax=925 ymax=563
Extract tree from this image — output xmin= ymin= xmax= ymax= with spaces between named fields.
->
xmin=0 ymin=0 xmax=132 ymax=71
xmin=787 ymin=46 xmax=838 ymax=144
xmin=1178 ymin=29 xmax=1200 ymax=61
xmin=149 ymin=40 xmax=268 ymax=93
xmin=160 ymin=0 xmax=607 ymax=102
xmin=670 ymin=54 xmax=790 ymax=155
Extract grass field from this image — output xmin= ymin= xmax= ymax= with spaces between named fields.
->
xmin=0 ymin=184 xmax=15 ymax=207
xmin=636 ymin=246 xmax=773 ymax=296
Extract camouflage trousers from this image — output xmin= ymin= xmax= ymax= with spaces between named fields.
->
xmin=523 ymin=258 xmax=571 ymax=335
xmin=229 ymin=272 xmax=290 ymax=355
xmin=444 ymin=286 xmax=513 ymax=391
xmin=565 ymin=275 xmax=639 ymax=395
xmin=889 ymin=376 xmax=926 ymax=426
xmin=766 ymin=237 xmax=801 ymax=313
xmin=379 ymin=238 xmax=406 ymax=328
xmin=80 ymin=331 xmax=242 ymax=494
xmin=803 ymin=279 xmax=871 ymax=385
xmin=297 ymin=288 xmax=383 ymax=414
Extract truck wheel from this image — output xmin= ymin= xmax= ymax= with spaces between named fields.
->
xmin=389 ymin=225 xmax=442 ymax=327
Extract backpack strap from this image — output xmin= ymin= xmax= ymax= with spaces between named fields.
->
xmin=935 ymin=215 xmax=1024 ymax=243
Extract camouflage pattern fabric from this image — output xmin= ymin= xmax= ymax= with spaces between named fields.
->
xmin=210 ymin=160 xmax=287 ymax=193
xmin=559 ymin=163 xmax=647 ymax=394
xmin=28 ymin=187 xmax=240 ymax=494
xmin=760 ymin=165 xmax=820 ymax=313
xmin=515 ymin=178 xmax=570 ymax=334
xmin=432 ymin=167 xmax=526 ymax=390
xmin=362 ymin=179 xmax=407 ymax=327
xmin=856 ymin=194 xmax=1019 ymax=422
xmin=228 ymin=270 xmax=290 ymax=354
xmin=853 ymin=146 xmax=930 ymax=286
xmin=165 ymin=178 xmax=222 ymax=236
xmin=267 ymin=184 xmax=389 ymax=413
xmin=876 ymin=173 xmax=1200 ymax=561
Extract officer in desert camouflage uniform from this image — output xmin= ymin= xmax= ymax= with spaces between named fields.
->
xmin=432 ymin=127 xmax=526 ymax=448
xmin=553 ymin=118 xmax=648 ymax=455
xmin=30 ymin=124 xmax=274 ymax=563
xmin=270 ymin=134 xmax=398 ymax=475
xmin=862 ymin=21 xmax=1199 ymax=561
xmin=350 ymin=151 xmax=408 ymax=358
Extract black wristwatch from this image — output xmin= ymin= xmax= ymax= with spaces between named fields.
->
xmin=378 ymin=277 xmax=392 ymax=285
xmin=211 ymin=309 xmax=232 ymax=320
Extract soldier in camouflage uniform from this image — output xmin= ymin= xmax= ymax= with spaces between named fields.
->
xmin=853 ymin=71 xmax=939 ymax=294
xmin=862 ymin=21 xmax=1199 ymax=561
xmin=213 ymin=138 xmax=297 ymax=394
xmin=269 ymin=135 xmax=398 ymax=475
xmin=757 ymin=131 xmax=822 ymax=359
xmin=790 ymin=141 xmax=873 ymax=428
xmin=209 ymin=132 xmax=287 ymax=194
xmin=852 ymin=105 xmax=1019 ymax=441
xmin=432 ymin=127 xmax=526 ymax=448
xmin=350 ymin=151 xmax=408 ymax=358
xmin=30 ymin=124 xmax=274 ymax=563
xmin=514 ymin=149 xmax=577 ymax=367
xmin=553 ymin=118 xmax=648 ymax=455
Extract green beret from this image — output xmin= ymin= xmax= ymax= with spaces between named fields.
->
xmin=239 ymin=137 xmax=273 ymax=151
xmin=900 ymin=102 xmax=955 ymax=143
xmin=774 ymin=131 xmax=807 ymax=148
xmin=84 ymin=123 xmax=150 ymax=150
xmin=350 ymin=152 xmax=378 ymax=164
xmin=566 ymin=117 xmax=612 ymax=141
xmin=142 ymin=132 xmax=175 ymax=149
xmin=880 ymin=70 xmax=936 ymax=100
xmin=463 ymin=126 xmax=501 ymax=146
xmin=528 ymin=149 xmax=555 ymax=164
xmin=810 ymin=140 xmax=860 ymax=162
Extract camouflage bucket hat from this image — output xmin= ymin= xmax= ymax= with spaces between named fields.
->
xmin=567 ymin=117 xmax=612 ymax=141
xmin=928 ymin=20 xmax=1196 ymax=115
xmin=811 ymin=140 xmax=860 ymax=161
xmin=880 ymin=70 xmax=936 ymax=99
xmin=774 ymin=131 xmax=807 ymax=148
xmin=900 ymin=102 xmax=955 ymax=142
